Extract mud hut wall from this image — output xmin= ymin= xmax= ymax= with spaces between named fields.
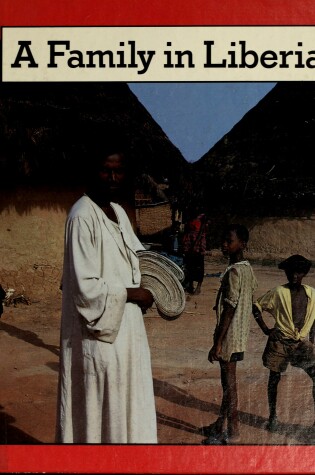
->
xmin=209 ymin=215 xmax=315 ymax=262
xmin=0 ymin=191 xmax=172 ymax=297
xmin=247 ymin=216 xmax=315 ymax=261
xmin=4 ymin=188 xmax=315 ymax=299
xmin=0 ymin=189 xmax=81 ymax=298
xmin=136 ymin=203 xmax=172 ymax=236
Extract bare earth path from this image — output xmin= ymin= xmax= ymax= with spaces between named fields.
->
xmin=1 ymin=261 xmax=315 ymax=445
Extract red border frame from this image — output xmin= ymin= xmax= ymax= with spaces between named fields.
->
xmin=2 ymin=444 xmax=315 ymax=473
xmin=1 ymin=1 xmax=315 ymax=473
xmin=2 ymin=0 xmax=315 ymax=26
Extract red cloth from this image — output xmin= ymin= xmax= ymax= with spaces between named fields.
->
xmin=182 ymin=215 xmax=207 ymax=255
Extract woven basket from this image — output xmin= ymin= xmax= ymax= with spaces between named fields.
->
xmin=137 ymin=250 xmax=186 ymax=320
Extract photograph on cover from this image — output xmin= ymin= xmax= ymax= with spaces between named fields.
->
xmin=1 ymin=6 xmax=315 ymax=471
xmin=1 ymin=78 xmax=315 ymax=448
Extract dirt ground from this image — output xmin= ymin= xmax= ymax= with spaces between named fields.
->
xmin=1 ymin=258 xmax=315 ymax=446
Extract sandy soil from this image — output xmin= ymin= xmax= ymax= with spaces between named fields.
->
xmin=1 ymin=259 xmax=315 ymax=446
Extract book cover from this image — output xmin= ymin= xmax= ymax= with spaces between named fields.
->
xmin=1 ymin=1 xmax=315 ymax=473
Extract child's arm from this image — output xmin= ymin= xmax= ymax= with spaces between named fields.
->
xmin=252 ymin=304 xmax=273 ymax=335
xmin=310 ymin=321 xmax=315 ymax=344
xmin=208 ymin=302 xmax=235 ymax=363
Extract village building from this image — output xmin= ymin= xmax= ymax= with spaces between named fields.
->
xmin=1 ymin=81 xmax=315 ymax=300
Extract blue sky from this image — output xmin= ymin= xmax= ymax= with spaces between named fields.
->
xmin=128 ymin=83 xmax=276 ymax=163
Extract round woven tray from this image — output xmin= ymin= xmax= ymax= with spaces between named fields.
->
xmin=137 ymin=250 xmax=186 ymax=320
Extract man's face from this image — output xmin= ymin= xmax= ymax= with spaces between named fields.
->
xmin=96 ymin=153 xmax=126 ymax=200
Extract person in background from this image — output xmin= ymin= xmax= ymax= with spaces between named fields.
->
xmin=163 ymin=220 xmax=182 ymax=256
xmin=56 ymin=140 xmax=157 ymax=444
xmin=203 ymin=224 xmax=257 ymax=445
xmin=253 ymin=254 xmax=315 ymax=432
xmin=182 ymin=212 xmax=207 ymax=295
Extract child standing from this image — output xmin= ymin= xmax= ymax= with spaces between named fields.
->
xmin=203 ymin=224 xmax=257 ymax=445
xmin=253 ymin=254 xmax=315 ymax=432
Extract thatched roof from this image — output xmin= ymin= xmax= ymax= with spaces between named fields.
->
xmin=3 ymin=78 xmax=314 ymax=225
xmin=0 ymin=81 xmax=187 ymax=201
xmin=192 ymin=82 xmax=315 ymax=218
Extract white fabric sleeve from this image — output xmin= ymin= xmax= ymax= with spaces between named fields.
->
xmin=66 ymin=216 xmax=127 ymax=334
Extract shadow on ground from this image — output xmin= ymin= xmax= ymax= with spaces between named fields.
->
xmin=0 ymin=405 xmax=41 ymax=444
xmin=154 ymin=378 xmax=315 ymax=445
xmin=0 ymin=321 xmax=59 ymax=357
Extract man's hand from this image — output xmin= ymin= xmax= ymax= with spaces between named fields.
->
xmin=126 ymin=287 xmax=154 ymax=312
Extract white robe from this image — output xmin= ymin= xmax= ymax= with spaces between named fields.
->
xmin=56 ymin=195 xmax=157 ymax=443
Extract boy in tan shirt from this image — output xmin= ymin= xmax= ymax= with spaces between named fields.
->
xmin=203 ymin=224 xmax=257 ymax=445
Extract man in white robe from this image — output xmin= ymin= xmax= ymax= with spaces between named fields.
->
xmin=56 ymin=146 xmax=157 ymax=443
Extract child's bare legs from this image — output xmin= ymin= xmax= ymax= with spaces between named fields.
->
xmin=223 ymin=361 xmax=240 ymax=439
xmin=268 ymin=366 xmax=315 ymax=430
xmin=208 ymin=361 xmax=239 ymax=439
xmin=267 ymin=371 xmax=281 ymax=430
xmin=304 ymin=365 xmax=315 ymax=425
xmin=207 ymin=361 xmax=228 ymax=435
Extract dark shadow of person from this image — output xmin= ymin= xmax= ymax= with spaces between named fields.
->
xmin=0 ymin=321 xmax=59 ymax=357
xmin=0 ymin=405 xmax=41 ymax=444
xmin=153 ymin=378 xmax=315 ymax=445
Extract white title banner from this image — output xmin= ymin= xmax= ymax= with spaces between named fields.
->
xmin=2 ymin=26 xmax=315 ymax=81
